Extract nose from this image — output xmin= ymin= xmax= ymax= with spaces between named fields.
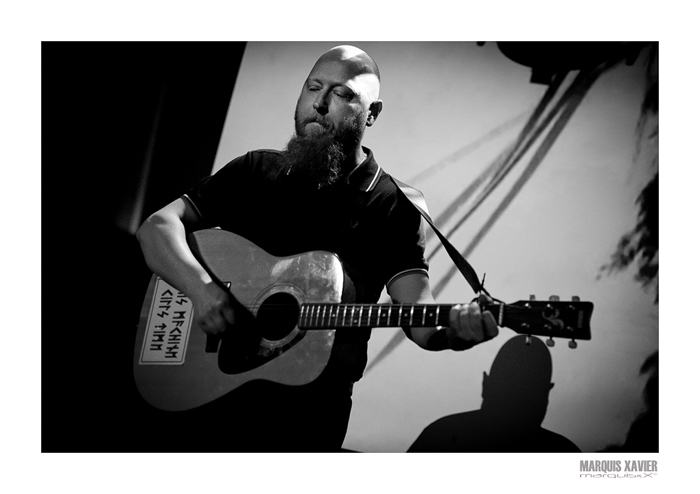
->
xmin=312 ymin=91 xmax=329 ymax=115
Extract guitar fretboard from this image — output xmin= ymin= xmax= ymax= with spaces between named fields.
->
xmin=298 ymin=303 xmax=455 ymax=329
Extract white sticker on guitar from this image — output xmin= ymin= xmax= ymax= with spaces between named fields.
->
xmin=139 ymin=278 xmax=193 ymax=365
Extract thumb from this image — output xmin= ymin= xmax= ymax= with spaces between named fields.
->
xmin=222 ymin=302 xmax=236 ymax=326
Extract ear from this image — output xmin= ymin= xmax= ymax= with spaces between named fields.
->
xmin=366 ymin=100 xmax=383 ymax=127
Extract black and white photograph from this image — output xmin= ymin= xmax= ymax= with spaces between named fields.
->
xmin=6 ymin=4 xmax=694 ymax=491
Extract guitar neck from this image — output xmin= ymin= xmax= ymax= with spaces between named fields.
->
xmin=299 ymin=303 xmax=460 ymax=329
xmin=298 ymin=300 xmax=593 ymax=342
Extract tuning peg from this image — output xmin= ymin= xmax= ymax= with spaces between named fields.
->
xmin=572 ymin=296 xmax=580 ymax=301
xmin=549 ymin=295 xmax=560 ymax=301
xmin=525 ymin=335 xmax=532 ymax=345
xmin=530 ymin=294 xmax=536 ymax=300
xmin=568 ymin=340 xmax=578 ymax=349
xmin=546 ymin=337 xmax=555 ymax=347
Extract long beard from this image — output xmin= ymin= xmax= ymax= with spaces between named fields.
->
xmin=282 ymin=112 xmax=365 ymax=189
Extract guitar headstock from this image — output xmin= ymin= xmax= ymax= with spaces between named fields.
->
xmin=487 ymin=295 xmax=593 ymax=348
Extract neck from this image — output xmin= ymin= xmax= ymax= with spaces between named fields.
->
xmin=353 ymin=146 xmax=367 ymax=166
xmin=339 ymin=146 xmax=367 ymax=179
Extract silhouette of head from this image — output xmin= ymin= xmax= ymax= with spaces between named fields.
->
xmin=481 ymin=335 xmax=554 ymax=425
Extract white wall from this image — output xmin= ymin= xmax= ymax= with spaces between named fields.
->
xmin=213 ymin=41 xmax=658 ymax=452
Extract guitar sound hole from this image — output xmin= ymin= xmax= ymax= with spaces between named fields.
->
xmin=256 ymin=292 xmax=300 ymax=342
xmin=217 ymin=291 xmax=302 ymax=375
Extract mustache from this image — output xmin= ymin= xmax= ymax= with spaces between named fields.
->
xmin=302 ymin=117 xmax=332 ymax=130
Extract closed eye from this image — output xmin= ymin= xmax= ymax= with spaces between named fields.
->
xmin=334 ymin=91 xmax=354 ymax=101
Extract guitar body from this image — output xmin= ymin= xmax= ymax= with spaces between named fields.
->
xmin=133 ymin=229 xmax=346 ymax=411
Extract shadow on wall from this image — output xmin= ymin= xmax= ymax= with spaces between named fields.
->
xmin=600 ymin=351 xmax=658 ymax=452
xmin=408 ymin=335 xmax=580 ymax=452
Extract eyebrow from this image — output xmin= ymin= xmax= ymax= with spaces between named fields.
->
xmin=307 ymin=78 xmax=359 ymax=96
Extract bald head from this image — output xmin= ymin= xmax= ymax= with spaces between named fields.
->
xmin=315 ymin=45 xmax=381 ymax=82
xmin=307 ymin=45 xmax=381 ymax=102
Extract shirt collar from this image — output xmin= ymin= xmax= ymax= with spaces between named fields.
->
xmin=346 ymin=147 xmax=382 ymax=192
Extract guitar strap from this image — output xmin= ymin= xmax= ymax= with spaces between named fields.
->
xmin=392 ymin=176 xmax=490 ymax=297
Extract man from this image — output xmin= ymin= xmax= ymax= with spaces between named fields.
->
xmin=137 ymin=45 xmax=498 ymax=451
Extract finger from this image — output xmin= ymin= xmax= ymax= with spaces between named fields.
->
xmin=449 ymin=304 xmax=464 ymax=334
xmin=482 ymin=310 xmax=499 ymax=340
xmin=467 ymin=301 xmax=485 ymax=342
xmin=222 ymin=303 xmax=236 ymax=326
xmin=448 ymin=304 xmax=473 ymax=350
xmin=199 ymin=312 xmax=227 ymax=335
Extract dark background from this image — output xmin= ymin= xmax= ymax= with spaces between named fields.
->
xmin=42 ymin=42 xmax=245 ymax=451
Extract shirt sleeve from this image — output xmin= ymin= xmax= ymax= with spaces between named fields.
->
xmin=183 ymin=153 xmax=254 ymax=229
xmin=378 ymin=183 xmax=429 ymax=289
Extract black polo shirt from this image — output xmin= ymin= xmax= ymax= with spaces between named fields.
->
xmin=184 ymin=147 xmax=428 ymax=381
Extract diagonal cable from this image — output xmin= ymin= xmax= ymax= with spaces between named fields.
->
xmin=423 ymin=72 xmax=567 ymax=258
xmin=431 ymin=57 xmax=625 ymax=297
xmin=365 ymin=58 xmax=624 ymax=374
xmin=406 ymin=111 xmax=530 ymax=186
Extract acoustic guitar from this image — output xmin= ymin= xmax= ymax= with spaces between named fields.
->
xmin=134 ymin=229 xmax=593 ymax=411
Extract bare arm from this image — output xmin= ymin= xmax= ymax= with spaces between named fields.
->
xmin=387 ymin=272 xmax=498 ymax=351
xmin=136 ymin=197 xmax=234 ymax=334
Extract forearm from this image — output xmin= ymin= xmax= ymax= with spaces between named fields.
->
xmin=136 ymin=212 xmax=212 ymax=299
xmin=388 ymin=272 xmax=447 ymax=350
xmin=389 ymin=272 xmax=497 ymax=351
xmin=137 ymin=202 xmax=237 ymax=335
